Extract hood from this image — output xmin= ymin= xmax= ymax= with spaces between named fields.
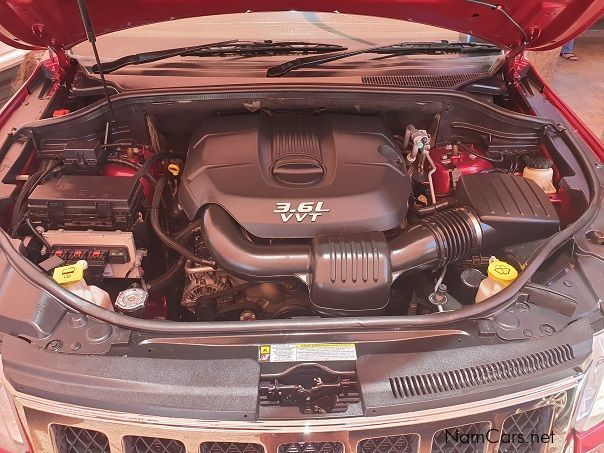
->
xmin=0 ymin=0 xmax=602 ymax=52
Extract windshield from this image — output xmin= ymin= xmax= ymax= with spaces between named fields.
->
xmin=70 ymin=12 xmax=503 ymax=76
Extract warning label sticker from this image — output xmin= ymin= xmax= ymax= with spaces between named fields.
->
xmin=258 ymin=343 xmax=357 ymax=362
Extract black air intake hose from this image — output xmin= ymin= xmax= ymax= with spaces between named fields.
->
xmin=202 ymin=205 xmax=483 ymax=283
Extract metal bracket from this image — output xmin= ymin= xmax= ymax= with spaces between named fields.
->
xmin=260 ymin=363 xmax=359 ymax=414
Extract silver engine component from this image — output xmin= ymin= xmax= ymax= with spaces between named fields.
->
xmin=181 ymin=261 xmax=231 ymax=307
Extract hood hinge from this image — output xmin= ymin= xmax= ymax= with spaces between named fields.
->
xmin=31 ymin=24 xmax=74 ymax=83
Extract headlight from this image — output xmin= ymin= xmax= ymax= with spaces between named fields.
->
xmin=0 ymin=357 xmax=29 ymax=453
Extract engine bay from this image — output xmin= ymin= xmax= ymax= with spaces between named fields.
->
xmin=2 ymin=88 xmax=586 ymax=323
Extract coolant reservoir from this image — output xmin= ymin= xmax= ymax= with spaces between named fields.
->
xmin=52 ymin=260 xmax=114 ymax=311
xmin=522 ymin=157 xmax=556 ymax=194
xmin=475 ymin=258 xmax=518 ymax=303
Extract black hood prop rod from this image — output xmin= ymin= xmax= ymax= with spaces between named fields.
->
xmin=75 ymin=0 xmax=117 ymax=124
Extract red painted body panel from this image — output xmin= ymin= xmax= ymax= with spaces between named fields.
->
xmin=0 ymin=0 xmax=602 ymax=52
xmin=430 ymin=144 xmax=493 ymax=196
xmin=574 ymin=423 xmax=604 ymax=453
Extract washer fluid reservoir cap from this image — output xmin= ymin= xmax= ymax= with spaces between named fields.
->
xmin=487 ymin=258 xmax=518 ymax=287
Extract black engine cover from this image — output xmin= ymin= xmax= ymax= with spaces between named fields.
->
xmin=179 ymin=114 xmax=411 ymax=238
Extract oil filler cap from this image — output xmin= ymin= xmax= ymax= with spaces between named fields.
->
xmin=487 ymin=259 xmax=518 ymax=287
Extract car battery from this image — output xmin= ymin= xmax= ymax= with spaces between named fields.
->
xmin=27 ymin=175 xmax=143 ymax=230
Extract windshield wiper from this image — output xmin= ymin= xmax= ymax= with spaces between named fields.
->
xmin=266 ymin=41 xmax=501 ymax=77
xmin=92 ymin=40 xmax=348 ymax=74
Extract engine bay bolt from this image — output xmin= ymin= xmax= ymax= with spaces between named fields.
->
xmin=516 ymin=302 xmax=529 ymax=311
xmin=435 ymin=284 xmax=447 ymax=300
xmin=539 ymin=324 xmax=555 ymax=335
xmin=70 ymin=342 xmax=81 ymax=351
xmin=587 ymin=230 xmax=604 ymax=245
xmin=46 ymin=340 xmax=63 ymax=351
xmin=429 ymin=284 xmax=448 ymax=308
xmin=240 ymin=310 xmax=257 ymax=321
xmin=594 ymin=161 xmax=603 ymax=169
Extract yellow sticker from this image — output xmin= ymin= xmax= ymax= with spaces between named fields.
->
xmin=258 ymin=343 xmax=356 ymax=362
xmin=259 ymin=345 xmax=271 ymax=362
xmin=52 ymin=262 xmax=85 ymax=285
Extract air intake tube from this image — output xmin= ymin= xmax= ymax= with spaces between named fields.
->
xmin=202 ymin=205 xmax=486 ymax=315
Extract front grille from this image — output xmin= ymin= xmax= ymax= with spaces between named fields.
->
xmin=200 ymin=442 xmax=264 ymax=453
xmin=357 ymin=434 xmax=419 ymax=453
xmin=29 ymin=395 xmax=567 ymax=453
xmin=52 ymin=425 xmax=110 ymax=453
xmin=432 ymin=422 xmax=491 ymax=453
xmin=123 ymin=436 xmax=185 ymax=453
xmin=278 ymin=443 xmax=344 ymax=453
xmin=389 ymin=344 xmax=574 ymax=398
xmin=498 ymin=406 xmax=555 ymax=453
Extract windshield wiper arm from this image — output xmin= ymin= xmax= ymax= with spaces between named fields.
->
xmin=266 ymin=41 xmax=501 ymax=77
xmin=92 ymin=40 xmax=348 ymax=74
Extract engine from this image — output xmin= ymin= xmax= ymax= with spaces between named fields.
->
xmin=178 ymin=114 xmax=412 ymax=238
xmin=16 ymin=112 xmax=561 ymax=322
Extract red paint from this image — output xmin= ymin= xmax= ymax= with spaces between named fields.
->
xmin=430 ymin=144 xmax=493 ymax=196
xmin=144 ymin=295 xmax=169 ymax=319
xmin=104 ymin=148 xmax=157 ymax=201
xmin=104 ymin=162 xmax=154 ymax=202
xmin=52 ymin=109 xmax=70 ymax=117
xmin=574 ymin=422 xmax=604 ymax=453
xmin=0 ymin=0 xmax=602 ymax=52
xmin=31 ymin=24 xmax=74 ymax=83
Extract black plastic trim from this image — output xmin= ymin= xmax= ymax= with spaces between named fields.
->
xmin=1 ymin=335 xmax=260 ymax=420
xmin=357 ymin=319 xmax=592 ymax=415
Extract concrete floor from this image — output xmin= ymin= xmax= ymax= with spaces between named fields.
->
xmin=548 ymin=33 xmax=604 ymax=140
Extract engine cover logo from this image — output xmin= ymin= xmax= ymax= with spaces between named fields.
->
xmin=274 ymin=202 xmax=330 ymax=223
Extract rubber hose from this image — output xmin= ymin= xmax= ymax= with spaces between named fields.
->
xmin=151 ymin=176 xmax=214 ymax=266
xmin=147 ymin=219 xmax=204 ymax=292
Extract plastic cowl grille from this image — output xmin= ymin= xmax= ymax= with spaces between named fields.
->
xmin=431 ymin=422 xmax=491 ymax=453
xmin=123 ymin=436 xmax=185 ymax=453
xmin=361 ymin=73 xmax=489 ymax=88
xmin=200 ymin=442 xmax=264 ymax=453
xmin=498 ymin=406 xmax=555 ymax=453
xmin=52 ymin=425 xmax=110 ymax=453
xmin=358 ymin=434 xmax=419 ymax=453
xmin=278 ymin=443 xmax=345 ymax=453
xmin=390 ymin=344 xmax=574 ymax=398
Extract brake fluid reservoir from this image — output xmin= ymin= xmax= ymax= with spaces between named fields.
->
xmin=522 ymin=157 xmax=556 ymax=194
xmin=52 ymin=260 xmax=113 ymax=311
xmin=475 ymin=258 xmax=518 ymax=303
